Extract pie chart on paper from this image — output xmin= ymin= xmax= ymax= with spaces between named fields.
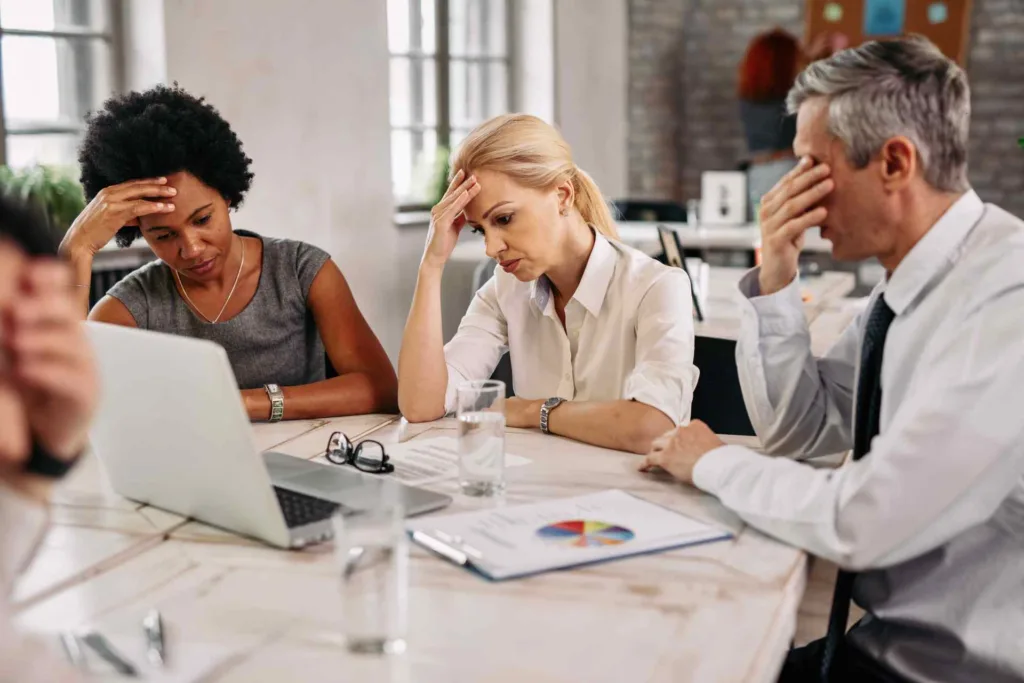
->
xmin=536 ymin=520 xmax=635 ymax=548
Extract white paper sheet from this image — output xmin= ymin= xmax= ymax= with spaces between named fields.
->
xmin=387 ymin=436 xmax=530 ymax=487
xmin=408 ymin=489 xmax=732 ymax=580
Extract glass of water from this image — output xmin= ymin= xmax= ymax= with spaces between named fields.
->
xmin=332 ymin=502 xmax=408 ymax=655
xmin=456 ymin=380 xmax=506 ymax=496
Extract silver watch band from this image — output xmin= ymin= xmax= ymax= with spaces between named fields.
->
xmin=539 ymin=397 xmax=565 ymax=434
xmin=264 ymin=383 xmax=284 ymax=422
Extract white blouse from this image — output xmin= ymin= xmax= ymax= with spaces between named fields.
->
xmin=443 ymin=232 xmax=698 ymax=425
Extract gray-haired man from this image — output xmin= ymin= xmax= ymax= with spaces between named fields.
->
xmin=639 ymin=36 xmax=1024 ymax=683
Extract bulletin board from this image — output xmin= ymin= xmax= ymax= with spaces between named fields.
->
xmin=806 ymin=0 xmax=973 ymax=64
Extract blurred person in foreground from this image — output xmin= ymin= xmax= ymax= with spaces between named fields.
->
xmin=647 ymin=36 xmax=1024 ymax=683
xmin=0 ymin=194 xmax=94 ymax=681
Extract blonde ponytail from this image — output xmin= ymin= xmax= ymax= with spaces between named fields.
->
xmin=571 ymin=166 xmax=619 ymax=240
xmin=451 ymin=114 xmax=619 ymax=240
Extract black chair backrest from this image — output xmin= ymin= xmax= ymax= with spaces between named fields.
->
xmin=489 ymin=353 xmax=514 ymax=397
xmin=490 ymin=338 xmax=755 ymax=436
xmin=88 ymin=266 xmax=140 ymax=309
xmin=691 ymin=336 xmax=756 ymax=436
xmin=611 ymin=199 xmax=688 ymax=223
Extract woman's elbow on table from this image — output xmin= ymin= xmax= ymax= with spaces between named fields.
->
xmin=399 ymin=398 xmax=446 ymax=424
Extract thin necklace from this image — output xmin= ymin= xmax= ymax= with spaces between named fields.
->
xmin=174 ymin=235 xmax=245 ymax=324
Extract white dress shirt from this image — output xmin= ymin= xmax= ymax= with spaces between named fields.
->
xmin=693 ymin=191 xmax=1024 ymax=682
xmin=443 ymin=231 xmax=698 ymax=425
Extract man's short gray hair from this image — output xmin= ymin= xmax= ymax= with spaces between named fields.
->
xmin=787 ymin=36 xmax=970 ymax=193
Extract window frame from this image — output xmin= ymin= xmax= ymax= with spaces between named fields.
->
xmin=391 ymin=0 xmax=515 ymax=212
xmin=0 ymin=0 xmax=125 ymax=166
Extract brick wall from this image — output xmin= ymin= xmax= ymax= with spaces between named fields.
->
xmin=626 ymin=0 xmax=688 ymax=198
xmin=627 ymin=0 xmax=1024 ymax=219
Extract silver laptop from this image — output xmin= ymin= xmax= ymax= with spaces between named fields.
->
xmin=85 ymin=322 xmax=451 ymax=549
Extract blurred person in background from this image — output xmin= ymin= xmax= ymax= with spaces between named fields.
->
xmin=739 ymin=29 xmax=848 ymax=218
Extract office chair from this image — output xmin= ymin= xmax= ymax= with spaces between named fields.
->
xmin=491 ymin=336 xmax=756 ymax=434
xmin=611 ymin=199 xmax=688 ymax=223
xmin=468 ymin=258 xmax=514 ymax=397
xmin=691 ymin=336 xmax=756 ymax=436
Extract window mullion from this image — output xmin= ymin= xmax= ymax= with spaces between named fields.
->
xmin=0 ymin=37 xmax=7 ymax=166
xmin=505 ymin=0 xmax=515 ymax=111
xmin=436 ymin=0 xmax=450 ymax=150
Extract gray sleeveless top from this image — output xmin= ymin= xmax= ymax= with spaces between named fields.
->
xmin=107 ymin=230 xmax=331 ymax=390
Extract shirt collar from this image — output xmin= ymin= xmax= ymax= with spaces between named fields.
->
xmin=884 ymin=190 xmax=984 ymax=316
xmin=530 ymin=230 xmax=617 ymax=317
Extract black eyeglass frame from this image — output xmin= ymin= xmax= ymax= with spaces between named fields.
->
xmin=324 ymin=431 xmax=395 ymax=474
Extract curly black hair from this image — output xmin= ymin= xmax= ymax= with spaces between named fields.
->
xmin=78 ymin=84 xmax=254 ymax=248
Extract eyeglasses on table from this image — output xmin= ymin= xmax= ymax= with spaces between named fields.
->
xmin=324 ymin=431 xmax=394 ymax=474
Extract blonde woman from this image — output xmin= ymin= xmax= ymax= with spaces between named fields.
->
xmin=399 ymin=115 xmax=697 ymax=454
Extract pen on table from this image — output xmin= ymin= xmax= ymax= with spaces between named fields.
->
xmin=81 ymin=631 xmax=139 ymax=677
xmin=59 ymin=632 xmax=86 ymax=669
xmin=143 ymin=609 xmax=166 ymax=667
xmin=412 ymin=529 xmax=484 ymax=565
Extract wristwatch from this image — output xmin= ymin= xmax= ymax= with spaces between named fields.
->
xmin=264 ymin=383 xmax=285 ymax=422
xmin=539 ymin=397 xmax=566 ymax=435
xmin=24 ymin=441 xmax=79 ymax=479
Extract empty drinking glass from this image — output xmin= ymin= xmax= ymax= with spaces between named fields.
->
xmin=455 ymin=380 xmax=506 ymax=496
xmin=332 ymin=501 xmax=408 ymax=655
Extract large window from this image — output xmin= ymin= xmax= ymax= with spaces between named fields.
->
xmin=0 ymin=0 xmax=120 ymax=169
xmin=388 ymin=0 xmax=512 ymax=208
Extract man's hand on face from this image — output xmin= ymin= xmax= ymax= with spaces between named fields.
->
xmin=0 ymin=241 xmax=97 ymax=501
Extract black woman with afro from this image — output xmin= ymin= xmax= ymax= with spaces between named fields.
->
xmin=60 ymin=85 xmax=397 ymax=421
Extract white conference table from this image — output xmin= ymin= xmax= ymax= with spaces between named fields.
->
xmin=12 ymin=277 xmax=859 ymax=682
xmin=12 ymin=415 xmax=398 ymax=610
xmin=17 ymin=423 xmax=805 ymax=683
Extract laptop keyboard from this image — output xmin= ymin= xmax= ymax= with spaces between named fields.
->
xmin=273 ymin=486 xmax=341 ymax=528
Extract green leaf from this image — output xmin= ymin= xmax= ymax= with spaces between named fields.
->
xmin=0 ymin=163 xmax=86 ymax=236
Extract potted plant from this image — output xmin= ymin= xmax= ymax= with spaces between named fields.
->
xmin=0 ymin=164 xmax=86 ymax=238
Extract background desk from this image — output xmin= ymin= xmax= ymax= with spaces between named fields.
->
xmin=444 ymin=224 xmax=850 ymax=342
xmin=615 ymin=221 xmax=833 ymax=258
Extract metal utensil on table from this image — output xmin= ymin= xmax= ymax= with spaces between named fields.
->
xmin=81 ymin=631 xmax=139 ymax=677
xmin=142 ymin=609 xmax=166 ymax=667
xmin=59 ymin=632 xmax=87 ymax=670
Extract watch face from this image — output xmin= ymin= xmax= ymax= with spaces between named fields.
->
xmin=544 ymin=398 xmax=563 ymax=409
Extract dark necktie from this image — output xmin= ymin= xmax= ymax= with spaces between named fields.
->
xmin=820 ymin=294 xmax=896 ymax=681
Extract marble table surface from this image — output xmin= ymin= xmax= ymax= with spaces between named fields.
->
xmin=11 ymin=278 xmax=859 ymax=681
xmin=18 ymin=423 xmax=805 ymax=683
